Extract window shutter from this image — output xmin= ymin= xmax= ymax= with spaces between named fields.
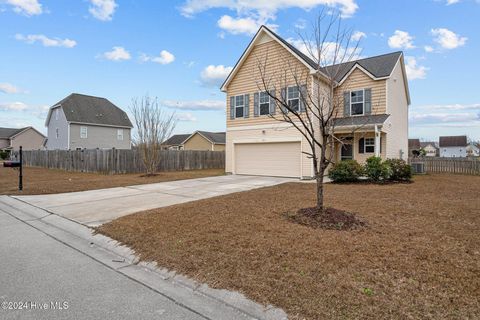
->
xmin=244 ymin=94 xmax=249 ymax=118
xmin=299 ymin=85 xmax=307 ymax=112
xmin=365 ymin=88 xmax=372 ymax=115
xmin=253 ymin=92 xmax=259 ymax=117
xmin=343 ymin=91 xmax=350 ymax=117
xmin=280 ymin=87 xmax=287 ymax=114
xmin=269 ymin=90 xmax=276 ymax=115
xmin=358 ymin=138 xmax=365 ymax=154
xmin=379 ymin=136 xmax=382 ymax=153
xmin=230 ymin=96 xmax=235 ymax=120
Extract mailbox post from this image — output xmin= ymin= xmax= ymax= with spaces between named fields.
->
xmin=3 ymin=146 xmax=23 ymax=191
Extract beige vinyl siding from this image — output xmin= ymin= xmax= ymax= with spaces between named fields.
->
xmin=226 ymin=125 xmax=313 ymax=178
xmin=226 ymin=37 xmax=311 ymax=128
xmin=183 ymin=133 xmax=214 ymax=151
xmin=384 ymin=60 xmax=409 ymax=159
xmin=10 ymin=128 xmax=45 ymax=151
xmin=235 ymin=142 xmax=301 ymax=177
xmin=336 ymin=68 xmax=387 ymax=117
xmin=213 ymin=144 xmax=225 ymax=151
xmin=334 ymin=132 xmax=386 ymax=164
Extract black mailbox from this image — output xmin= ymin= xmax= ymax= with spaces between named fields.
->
xmin=3 ymin=161 xmax=21 ymax=168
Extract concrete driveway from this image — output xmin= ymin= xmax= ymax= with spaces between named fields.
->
xmin=14 ymin=175 xmax=294 ymax=226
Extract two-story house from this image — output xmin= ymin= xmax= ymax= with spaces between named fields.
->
xmin=221 ymin=26 xmax=410 ymax=179
xmin=0 ymin=126 xmax=46 ymax=151
xmin=45 ymin=93 xmax=133 ymax=150
xmin=439 ymin=135 xmax=467 ymax=157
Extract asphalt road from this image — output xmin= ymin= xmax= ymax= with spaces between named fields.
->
xmin=0 ymin=210 xmax=206 ymax=320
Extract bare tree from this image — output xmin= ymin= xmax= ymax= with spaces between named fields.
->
xmin=131 ymin=95 xmax=177 ymax=176
xmin=257 ymin=11 xmax=364 ymax=213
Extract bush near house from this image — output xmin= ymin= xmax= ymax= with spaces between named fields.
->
xmin=329 ymin=157 xmax=412 ymax=183
xmin=328 ymin=160 xmax=363 ymax=182
xmin=0 ymin=151 xmax=9 ymax=160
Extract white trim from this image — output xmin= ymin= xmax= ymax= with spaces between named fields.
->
xmin=80 ymin=126 xmax=88 ymax=139
xmin=337 ymin=64 xmax=389 ymax=86
xmin=350 ymin=89 xmax=365 ymax=116
xmin=257 ymin=90 xmax=271 ymax=116
xmin=227 ymin=122 xmax=294 ymax=132
xmin=287 ymin=85 xmax=300 ymax=112
xmin=45 ymin=104 xmax=61 ymax=127
xmin=221 ymin=26 xmax=318 ymax=92
xmin=67 ymin=123 xmax=70 ymax=150
xmin=68 ymin=121 xmax=132 ymax=129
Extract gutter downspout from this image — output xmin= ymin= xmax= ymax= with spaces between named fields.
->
xmin=374 ymin=124 xmax=381 ymax=157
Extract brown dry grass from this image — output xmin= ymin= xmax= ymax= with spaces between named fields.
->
xmin=98 ymin=174 xmax=480 ymax=319
xmin=0 ymin=166 xmax=224 ymax=195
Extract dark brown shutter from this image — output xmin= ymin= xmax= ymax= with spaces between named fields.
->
xmin=358 ymin=138 xmax=365 ymax=154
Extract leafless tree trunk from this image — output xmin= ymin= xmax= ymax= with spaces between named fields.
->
xmin=130 ymin=95 xmax=177 ymax=175
xmin=257 ymin=11 xmax=363 ymax=213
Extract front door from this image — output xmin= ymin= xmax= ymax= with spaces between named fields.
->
xmin=341 ymin=143 xmax=353 ymax=161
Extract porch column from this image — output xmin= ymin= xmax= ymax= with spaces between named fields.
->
xmin=374 ymin=124 xmax=381 ymax=157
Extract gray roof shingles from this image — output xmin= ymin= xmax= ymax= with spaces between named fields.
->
xmin=264 ymin=25 xmax=402 ymax=83
xmin=439 ymin=135 xmax=467 ymax=147
xmin=53 ymin=93 xmax=133 ymax=128
xmin=162 ymin=134 xmax=191 ymax=146
xmin=197 ymin=131 xmax=226 ymax=144
xmin=334 ymin=114 xmax=390 ymax=127
xmin=0 ymin=127 xmax=27 ymax=139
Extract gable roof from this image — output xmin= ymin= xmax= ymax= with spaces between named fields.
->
xmin=183 ymin=131 xmax=226 ymax=145
xmin=46 ymin=93 xmax=133 ymax=128
xmin=409 ymin=139 xmax=421 ymax=150
xmin=162 ymin=134 xmax=191 ymax=146
xmin=334 ymin=114 xmax=390 ymax=127
xmin=439 ymin=135 xmax=467 ymax=147
xmin=221 ymin=25 xmax=406 ymax=99
xmin=0 ymin=127 xmax=26 ymax=139
xmin=420 ymin=141 xmax=438 ymax=148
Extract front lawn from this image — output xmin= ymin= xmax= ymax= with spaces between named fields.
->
xmin=0 ymin=166 xmax=224 ymax=195
xmin=98 ymin=174 xmax=480 ymax=319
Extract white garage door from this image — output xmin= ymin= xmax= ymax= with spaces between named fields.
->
xmin=234 ymin=142 xmax=301 ymax=178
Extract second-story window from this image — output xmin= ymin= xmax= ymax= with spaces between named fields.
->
xmin=235 ymin=95 xmax=244 ymax=118
xmin=287 ymin=86 xmax=300 ymax=112
xmin=55 ymin=109 xmax=59 ymax=120
xmin=259 ymin=91 xmax=270 ymax=115
xmin=350 ymin=90 xmax=364 ymax=115
xmin=55 ymin=128 xmax=59 ymax=139
xmin=80 ymin=126 xmax=88 ymax=139
xmin=117 ymin=129 xmax=124 ymax=141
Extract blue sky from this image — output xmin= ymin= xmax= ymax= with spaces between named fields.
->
xmin=0 ymin=0 xmax=479 ymax=141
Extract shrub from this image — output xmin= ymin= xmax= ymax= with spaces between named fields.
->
xmin=328 ymin=160 xmax=363 ymax=183
xmin=384 ymin=158 xmax=412 ymax=181
xmin=0 ymin=151 xmax=8 ymax=160
xmin=364 ymin=156 xmax=391 ymax=182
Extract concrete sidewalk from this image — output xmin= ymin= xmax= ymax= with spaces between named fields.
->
xmin=14 ymin=175 xmax=294 ymax=226
xmin=0 ymin=196 xmax=287 ymax=320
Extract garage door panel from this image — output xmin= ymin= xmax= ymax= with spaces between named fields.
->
xmin=234 ymin=142 xmax=301 ymax=178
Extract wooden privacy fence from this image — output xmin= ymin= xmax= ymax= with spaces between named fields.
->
xmin=15 ymin=149 xmax=225 ymax=174
xmin=410 ymin=157 xmax=480 ymax=175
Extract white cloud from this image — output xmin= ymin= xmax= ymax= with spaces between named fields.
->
xmin=0 ymin=102 xmax=28 ymax=111
xmin=388 ymin=30 xmax=415 ymax=49
xmin=424 ymin=45 xmax=434 ymax=52
xmin=200 ymin=65 xmax=233 ymax=87
xmin=217 ymin=15 xmax=277 ymax=35
xmin=405 ymin=56 xmax=427 ymax=80
xmin=163 ymin=99 xmax=225 ymax=111
xmin=351 ymin=30 xmax=366 ymax=41
xmin=101 ymin=46 xmax=131 ymax=61
xmin=15 ymin=34 xmax=77 ymax=48
xmin=294 ymin=18 xmax=307 ymax=30
xmin=0 ymin=83 xmax=24 ymax=94
xmin=287 ymin=38 xmax=361 ymax=65
xmin=176 ymin=113 xmax=197 ymax=122
xmin=446 ymin=0 xmax=460 ymax=5
xmin=180 ymin=0 xmax=359 ymax=19
xmin=5 ymin=0 xmax=42 ymax=16
xmin=416 ymin=103 xmax=480 ymax=111
xmin=140 ymin=50 xmax=175 ymax=65
xmin=89 ymin=0 xmax=117 ymax=21
xmin=410 ymin=112 xmax=476 ymax=124
xmin=431 ymin=28 xmax=467 ymax=49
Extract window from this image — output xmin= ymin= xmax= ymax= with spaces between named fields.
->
xmin=55 ymin=128 xmax=59 ymax=139
xmin=80 ymin=126 xmax=88 ymax=139
xmin=350 ymin=90 xmax=364 ymax=116
xmin=234 ymin=95 xmax=244 ymax=118
xmin=364 ymin=138 xmax=375 ymax=153
xmin=55 ymin=109 xmax=59 ymax=121
xmin=259 ymin=91 xmax=270 ymax=115
xmin=287 ymin=86 xmax=300 ymax=112
xmin=117 ymin=129 xmax=124 ymax=141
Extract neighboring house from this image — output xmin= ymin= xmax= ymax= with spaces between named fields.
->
xmin=45 ymin=93 xmax=133 ymax=150
xmin=0 ymin=127 xmax=46 ymax=151
xmin=420 ymin=141 xmax=439 ymax=157
xmin=408 ymin=139 xmax=421 ymax=157
xmin=221 ymin=25 xmax=410 ymax=178
xmin=162 ymin=131 xmax=226 ymax=151
xmin=466 ymin=142 xmax=480 ymax=157
xmin=439 ymin=135 xmax=467 ymax=157
xmin=183 ymin=131 xmax=226 ymax=151
xmin=161 ymin=134 xmax=190 ymax=150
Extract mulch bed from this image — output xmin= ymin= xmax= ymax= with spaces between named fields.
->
xmin=0 ymin=166 xmax=224 ymax=195
xmin=98 ymin=174 xmax=480 ymax=320
xmin=285 ymin=207 xmax=366 ymax=230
